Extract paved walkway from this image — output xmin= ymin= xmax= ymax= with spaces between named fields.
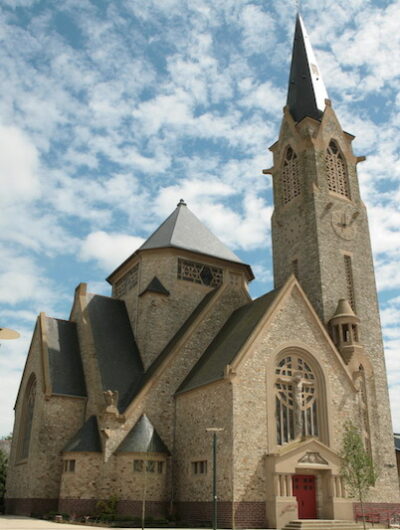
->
xmin=0 ymin=517 xmax=216 ymax=530
xmin=0 ymin=516 xmax=90 ymax=529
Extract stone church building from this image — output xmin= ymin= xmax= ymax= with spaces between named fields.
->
xmin=5 ymin=15 xmax=400 ymax=528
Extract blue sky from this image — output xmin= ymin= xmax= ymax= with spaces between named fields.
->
xmin=0 ymin=0 xmax=399 ymax=436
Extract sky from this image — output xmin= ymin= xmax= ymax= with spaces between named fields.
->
xmin=0 ymin=0 xmax=399 ymax=438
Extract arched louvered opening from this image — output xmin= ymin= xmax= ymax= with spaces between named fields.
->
xmin=325 ymin=140 xmax=350 ymax=198
xmin=282 ymin=146 xmax=301 ymax=205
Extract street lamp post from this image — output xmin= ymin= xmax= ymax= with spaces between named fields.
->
xmin=0 ymin=327 xmax=20 ymax=340
xmin=206 ymin=428 xmax=224 ymax=530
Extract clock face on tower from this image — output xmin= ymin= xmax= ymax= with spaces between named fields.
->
xmin=331 ymin=205 xmax=359 ymax=240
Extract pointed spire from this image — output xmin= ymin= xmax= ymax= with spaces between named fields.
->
xmin=287 ymin=14 xmax=329 ymax=123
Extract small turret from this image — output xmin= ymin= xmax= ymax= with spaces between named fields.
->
xmin=329 ymin=299 xmax=363 ymax=364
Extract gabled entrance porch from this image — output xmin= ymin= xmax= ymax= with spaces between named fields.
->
xmin=265 ymin=439 xmax=353 ymax=528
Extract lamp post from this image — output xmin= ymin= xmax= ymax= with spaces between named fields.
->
xmin=0 ymin=327 xmax=20 ymax=340
xmin=206 ymin=428 xmax=224 ymax=530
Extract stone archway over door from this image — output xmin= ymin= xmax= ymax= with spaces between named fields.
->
xmin=292 ymin=475 xmax=316 ymax=519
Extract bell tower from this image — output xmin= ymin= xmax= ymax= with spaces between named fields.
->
xmin=268 ymin=16 xmax=378 ymax=331
xmin=266 ymin=15 xmax=396 ymax=470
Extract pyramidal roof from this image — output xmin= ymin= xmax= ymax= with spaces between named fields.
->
xmin=116 ymin=414 xmax=170 ymax=454
xmin=139 ymin=199 xmax=243 ymax=264
xmin=287 ymin=14 xmax=329 ymax=123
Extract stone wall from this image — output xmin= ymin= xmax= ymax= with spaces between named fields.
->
xmin=115 ymin=248 xmax=250 ymax=370
xmin=6 ymin=320 xmax=86 ymax=513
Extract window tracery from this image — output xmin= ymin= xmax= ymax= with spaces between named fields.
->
xmin=114 ymin=263 xmax=139 ymax=297
xmin=325 ymin=140 xmax=350 ymax=198
xmin=177 ymin=258 xmax=223 ymax=287
xmin=17 ymin=374 xmax=36 ymax=461
xmin=275 ymin=355 xmax=318 ymax=445
xmin=281 ymin=146 xmax=301 ymax=205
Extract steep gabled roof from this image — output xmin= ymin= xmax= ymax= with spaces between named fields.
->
xmin=46 ymin=317 xmax=86 ymax=397
xmin=287 ymin=14 xmax=329 ymax=123
xmin=139 ymin=200 xmax=243 ymax=264
xmin=116 ymin=414 xmax=170 ymax=454
xmin=63 ymin=416 xmax=102 ymax=453
xmin=86 ymin=294 xmax=144 ymax=412
xmin=178 ymin=289 xmax=279 ymax=394
xmin=120 ymin=287 xmax=221 ymax=411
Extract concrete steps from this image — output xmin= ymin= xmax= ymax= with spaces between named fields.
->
xmin=282 ymin=520 xmax=364 ymax=530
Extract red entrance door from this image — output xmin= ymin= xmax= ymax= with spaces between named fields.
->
xmin=292 ymin=475 xmax=317 ymax=519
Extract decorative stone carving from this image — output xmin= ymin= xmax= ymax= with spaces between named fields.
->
xmin=298 ymin=451 xmax=328 ymax=465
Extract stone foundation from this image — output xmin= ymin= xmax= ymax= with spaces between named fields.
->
xmin=5 ymin=498 xmax=58 ymax=516
xmin=176 ymin=501 xmax=266 ymax=528
xmin=58 ymin=498 xmax=168 ymax=518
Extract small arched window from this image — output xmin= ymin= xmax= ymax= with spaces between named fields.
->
xmin=17 ymin=374 xmax=36 ymax=461
xmin=275 ymin=354 xmax=318 ymax=445
xmin=282 ymin=146 xmax=301 ymax=205
xmin=325 ymin=140 xmax=350 ymax=198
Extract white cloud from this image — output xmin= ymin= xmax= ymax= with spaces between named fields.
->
xmin=0 ymin=327 xmax=32 ymax=436
xmin=80 ymin=231 xmax=145 ymax=271
xmin=0 ymin=125 xmax=41 ymax=205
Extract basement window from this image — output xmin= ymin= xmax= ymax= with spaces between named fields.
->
xmin=192 ymin=460 xmax=207 ymax=475
xmin=63 ymin=459 xmax=76 ymax=472
xmin=133 ymin=459 xmax=164 ymax=474
xmin=133 ymin=459 xmax=143 ymax=472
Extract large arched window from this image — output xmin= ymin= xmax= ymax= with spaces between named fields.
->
xmin=275 ymin=354 xmax=318 ymax=445
xmin=281 ymin=146 xmax=301 ymax=205
xmin=325 ymin=140 xmax=350 ymax=198
xmin=17 ymin=374 xmax=36 ymax=461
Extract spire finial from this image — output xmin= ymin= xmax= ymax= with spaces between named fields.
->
xmin=177 ymin=198 xmax=187 ymax=207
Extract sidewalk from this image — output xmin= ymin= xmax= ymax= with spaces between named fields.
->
xmin=0 ymin=516 xmax=88 ymax=529
xmin=0 ymin=517 xmax=216 ymax=530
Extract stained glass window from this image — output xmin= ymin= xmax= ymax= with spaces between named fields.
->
xmin=275 ymin=355 xmax=318 ymax=445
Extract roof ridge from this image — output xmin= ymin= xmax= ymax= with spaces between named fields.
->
xmin=46 ymin=316 xmax=76 ymax=324
xmin=120 ymin=286 xmax=221 ymax=412
xmin=177 ymin=288 xmax=280 ymax=394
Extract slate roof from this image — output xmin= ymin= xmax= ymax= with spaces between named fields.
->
xmin=119 ymin=287 xmax=220 ymax=411
xmin=86 ymin=294 xmax=144 ymax=412
xmin=178 ymin=289 xmax=280 ymax=394
xmin=139 ymin=200 xmax=243 ymax=264
xmin=116 ymin=414 xmax=170 ymax=454
xmin=287 ymin=14 xmax=329 ymax=123
xmin=139 ymin=276 xmax=170 ymax=297
xmin=63 ymin=416 xmax=102 ymax=453
xmin=45 ymin=317 xmax=86 ymax=397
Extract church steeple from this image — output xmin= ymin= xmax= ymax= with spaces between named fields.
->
xmin=287 ymin=14 xmax=329 ymax=123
